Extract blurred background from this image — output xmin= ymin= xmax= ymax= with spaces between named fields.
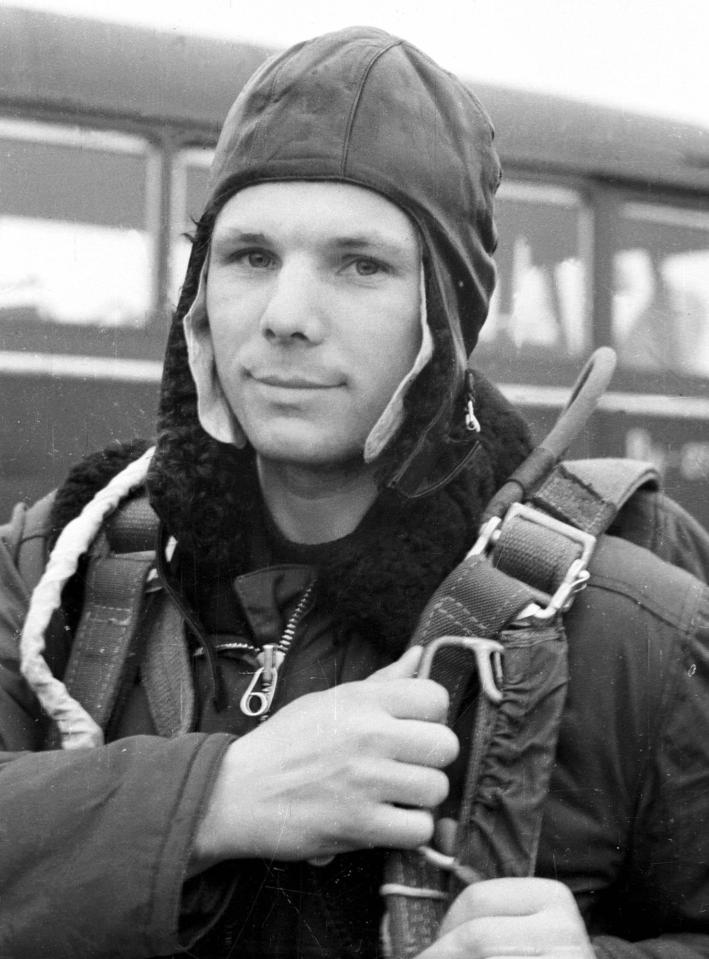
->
xmin=6 ymin=0 xmax=709 ymax=126
xmin=1 ymin=0 xmax=708 ymax=520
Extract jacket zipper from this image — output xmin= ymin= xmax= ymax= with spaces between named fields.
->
xmin=239 ymin=580 xmax=317 ymax=721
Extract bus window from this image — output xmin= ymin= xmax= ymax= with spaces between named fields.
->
xmin=482 ymin=181 xmax=591 ymax=359
xmin=0 ymin=120 xmax=158 ymax=328
xmin=170 ymin=147 xmax=214 ymax=305
xmin=612 ymin=203 xmax=709 ymax=377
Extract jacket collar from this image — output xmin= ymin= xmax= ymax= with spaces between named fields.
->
xmin=50 ymin=374 xmax=532 ymax=659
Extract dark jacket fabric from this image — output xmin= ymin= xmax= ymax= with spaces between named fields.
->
xmin=2 ymin=423 xmax=709 ymax=958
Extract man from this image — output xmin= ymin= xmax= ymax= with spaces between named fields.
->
xmin=1 ymin=25 xmax=709 ymax=959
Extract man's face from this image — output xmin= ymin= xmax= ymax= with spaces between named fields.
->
xmin=206 ymin=181 xmax=422 ymax=469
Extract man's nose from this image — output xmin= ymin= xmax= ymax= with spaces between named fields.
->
xmin=259 ymin=262 xmax=325 ymax=343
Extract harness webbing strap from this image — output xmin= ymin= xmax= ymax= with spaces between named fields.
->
xmin=382 ymin=457 xmax=660 ymax=957
xmin=532 ymin=459 xmax=658 ymax=536
xmin=57 ymin=497 xmax=196 ymax=741
xmin=492 ymin=514 xmax=584 ymax=599
xmin=382 ymin=353 xmax=659 ymax=958
xmin=383 ymin=853 xmax=450 ymax=957
xmin=141 ymin=591 xmax=195 ymax=738
xmin=62 ymin=551 xmax=154 ymax=734
xmin=382 ymin=557 xmax=569 ymax=958
xmin=417 ymin=555 xmax=538 ymax=647
xmin=103 ymin=495 xmax=161 ymax=553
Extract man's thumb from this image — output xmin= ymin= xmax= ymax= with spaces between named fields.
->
xmin=366 ymin=645 xmax=423 ymax=682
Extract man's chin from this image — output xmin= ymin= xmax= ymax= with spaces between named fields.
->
xmin=251 ymin=440 xmax=369 ymax=476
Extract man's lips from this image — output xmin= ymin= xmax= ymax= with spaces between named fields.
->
xmin=249 ymin=372 xmax=342 ymax=389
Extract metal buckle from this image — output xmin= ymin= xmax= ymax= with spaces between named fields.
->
xmin=468 ymin=503 xmax=596 ymax=625
xmin=468 ymin=514 xmax=503 ymax=557
xmin=418 ymin=635 xmax=504 ymax=705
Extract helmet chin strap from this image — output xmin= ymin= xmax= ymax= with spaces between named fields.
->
xmin=185 ymin=263 xmax=434 ymax=463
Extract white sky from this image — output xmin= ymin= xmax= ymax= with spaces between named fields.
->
xmin=4 ymin=0 xmax=709 ymax=129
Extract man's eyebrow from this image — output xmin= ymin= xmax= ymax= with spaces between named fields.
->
xmin=333 ymin=235 xmax=418 ymax=257
xmin=212 ymin=228 xmax=269 ymax=245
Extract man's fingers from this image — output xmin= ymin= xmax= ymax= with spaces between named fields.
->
xmin=440 ymin=878 xmax=576 ymax=934
xmin=376 ymin=761 xmax=450 ymax=809
xmin=386 ymin=719 xmax=459 ymax=767
xmin=381 ymin=678 xmax=450 ymax=723
xmin=367 ymin=646 xmax=423 ymax=681
xmin=365 ymin=647 xmax=451 ymax=722
xmin=430 ymin=878 xmax=594 ymax=959
xmin=432 ymin=912 xmax=593 ymax=959
xmin=367 ymin=804 xmax=435 ymax=849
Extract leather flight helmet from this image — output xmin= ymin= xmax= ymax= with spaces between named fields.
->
xmin=149 ymin=27 xmax=503 ymax=554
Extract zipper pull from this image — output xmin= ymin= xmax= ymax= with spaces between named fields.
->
xmin=239 ymin=645 xmax=285 ymax=718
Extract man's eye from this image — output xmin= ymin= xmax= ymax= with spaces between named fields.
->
xmin=235 ymin=250 xmax=274 ymax=269
xmin=352 ymin=257 xmax=385 ymax=276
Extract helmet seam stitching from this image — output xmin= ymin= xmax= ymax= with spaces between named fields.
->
xmin=340 ymin=39 xmax=402 ymax=176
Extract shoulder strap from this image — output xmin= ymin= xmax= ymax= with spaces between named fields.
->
xmin=139 ymin=589 xmax=196 ymax=737
xmin=382 ymin=350 xmax=659 ymax=958
xmin=59 ymin=493 xmax=195 ymax=740
xmin=530 ymin=458 xmax=659 ymax=536
xmin=62 ymin=543 xmax=156 ymax=737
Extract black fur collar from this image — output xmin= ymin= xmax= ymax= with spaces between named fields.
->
xmin=49 ymin=375 xmax=532 ymax=657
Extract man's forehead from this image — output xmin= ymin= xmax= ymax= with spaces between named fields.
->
xmin=212 ymin=180 xmax=420 ymax=252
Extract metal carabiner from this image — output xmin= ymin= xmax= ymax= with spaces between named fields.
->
xmin=417 ymin=635 xmax=504 ymax=704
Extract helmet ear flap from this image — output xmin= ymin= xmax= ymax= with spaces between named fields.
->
xmin=371 ymin=263 xmax=468 ymax=493
xmin=183 ymin=263 xmax=247 ymax=448
xmin=364 ymin=267 xmax=433 ymax=463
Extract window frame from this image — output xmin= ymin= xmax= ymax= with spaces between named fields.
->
xmin=476 ymin=172 xmax=595 ymax=388
xmin=0 ymin=116 xmax=165 ymax=360
xmin=596 ymin=183 xmax=709 ymax=397
xmin=168 ymin=145 xmax=215 ymax=308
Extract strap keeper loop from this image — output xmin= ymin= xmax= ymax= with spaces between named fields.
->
xmin=380 ymin=883 xmax=448 ymax=901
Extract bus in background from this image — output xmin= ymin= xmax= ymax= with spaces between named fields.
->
xmin=2 ymin=8 xmax=709 ymax=521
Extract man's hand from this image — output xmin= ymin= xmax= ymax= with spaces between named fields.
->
xmin=191 ymin=647 xmax=459 ymax=869
xmin=416 ymin=878 xmax=595 ymax=958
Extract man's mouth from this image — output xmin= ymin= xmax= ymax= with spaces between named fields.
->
xmin=250 ymin=372 xmax=341 ymax=389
